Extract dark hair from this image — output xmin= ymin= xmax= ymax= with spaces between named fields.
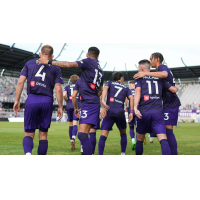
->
xmin=112 ymin=72 xmax=124 ymax=81
xmin=41 ymin=45 xmax=54 ymax=57
xmin=138 ymin=59 xmax=151 ymax=65
xmin=151 ymin=52 xmax=164 ymax=63
xmin=70 ymin=75 xmax=79 ymax=84
xmin=129 ymin=80 xmax=135 ymax=84
xmin=88 ymin=47 xmax=100 ymax=58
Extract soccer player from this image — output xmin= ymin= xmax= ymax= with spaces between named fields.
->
xmin=126 ymin=80 xmax=136 ymax=150
xmin=13 ymin=45 xmax=64 ymax=155
xmin=134 ymin=53 xmax=181 ymax=155
xmin=99 ymin=72 xmax=134 ymax=155
xmin=134 ymin=60 xmax=178 ymax=155
xmin=37 ymin=47 xmax=104 ymax=155
xmin=63 ymin=75 xmax=80 ymax=150
xmin=73 ymin=78 xmax=101 ymax=155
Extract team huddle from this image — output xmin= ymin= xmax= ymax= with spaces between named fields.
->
xmin=13 ymin=45 xmax=181 ymax=155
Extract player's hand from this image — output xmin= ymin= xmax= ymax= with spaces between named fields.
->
xmin=128 ymin=113 xmax=133 ymax=123
xmin=125 ymin=106 xmax=129 ymax=112
xmin=37 ymin=58 xmax=49 ymax=65
xmin=100 ymin=107 xmax=107 ymax=119
xmin=13 ymin=101 xmax=20 ymax=115
xmin=57 ymin=107 xmax=63 ymax=121
xmin=75 ymin=108 xmax=81 ymax=118
xmin=134 ymin=72 xmax=146 ymax=79
xmin=135 ymin=109 xmax=142 ymax=119
xmin=102 ymin=101 xmax=110 ymax=111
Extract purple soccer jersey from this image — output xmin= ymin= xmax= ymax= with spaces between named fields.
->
xmin=74 ymin=78 xmax=82 ymax=109
xmin=135 ymin=76 xmax=172 ymax=115
xmin=128 ymin=88 xmax=136 ymax=125
xmin=20 ymin=58 xmax=64 ymax=98
xmin=128 ymin=89 xmax=135 ymax=112
xmin=105 ymin=81 xmax=132 ymax=117
xmin=76 ymin=58 xmax=104 ymax=106
xmin=64 ymin=84 xmax=76 ymax=109
xmin=158 ymin=65 xmax=181 ymax=109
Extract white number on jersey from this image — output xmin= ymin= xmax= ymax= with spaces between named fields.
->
xmin=93 ymin=69 xmax=102 ymax=87
xmin=70 ymin=88 xmax=73 ymax=95
xmin=114 ymin=86 xmax=123 ymax=97
xmin=35 ymin=65 xmax=46 ymax=81
xmin=146 ymin=80 xmax=159 ymax=94
xmin=81 ymin=110 xmax=88 ymax=119
xmin=164 ymin=113 xmax=169 ymax=120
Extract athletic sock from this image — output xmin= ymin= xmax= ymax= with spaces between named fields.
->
xmin=160 ymin=139 xmax=171 ymax=155
xmin=98 ymin=135 xmax=107 ymax=155
xmin=120 ymin=133 xmax=127 ymax=154
xmin=23 ymin=136 xmax=34 ymax=155
xmin=38 ymin=140 xmax=48 ymax=155
xmin=89 ymin=132 xmax=97 ymax=155
xmin=72 ymin=125 xmax=78 ymax=140
xmin=129 ymin=126 xmax=135 ymax=140
xmin=166 ymin=129 xmax=178 ymax=155
xmin=78 ymin=132 xmax=92 ymax=155
xmin=69 ymin=126 xmax=73 ymax=141
xmin=135 ymin=140 xmax=143 ymax=155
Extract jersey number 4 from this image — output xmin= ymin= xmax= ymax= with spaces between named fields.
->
xmin=35 ymin=65 xmax=46 ymax=81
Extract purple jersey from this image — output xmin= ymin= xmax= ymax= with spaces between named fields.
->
xmin=20 ymin=58 xmax=64 ymax=98
xmin=135 ymin=76 xmax=172 ymax=115
xmin=76 ymin=58 xmax=104 ymax=106
xmin=74 ymin=78 xmax=82 ymax=109
xmin=158 ymin=65 xmax=181 ymax=109
xmin=105 ymin=81 xmax=132 ymax=117
xmin=64 ymin=84 xmax=76 ymax=109
xmin=128 ymin=89 xmax=135 ymax=112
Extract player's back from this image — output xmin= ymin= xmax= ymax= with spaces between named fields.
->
xmin=64 ymin=84 xmax=76 ymax=108
xmin=20 ymin=58 xmax=63 ymax=98
xmin=135 ymin=76 xmax=171 ymax=115
xmin=158 ymin=65 xmax=181 ymax=108
xmin=76 ymin=58 xmax=104 ymax=106
xmin=106 ymin=81 xmax=131 ymax=117
xmin=74 ymin=78 xmax=82 ymax=109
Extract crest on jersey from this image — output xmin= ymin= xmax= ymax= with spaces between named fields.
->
xmin=144 ymin=95 xmax=149 ymax=101
xmin=30 ymin=81 xmax=35 ymax=87
xmin=110 ymin=98 xmax=114 ymax=102
xmin=90 ymin=83 xmax=96 ymax=90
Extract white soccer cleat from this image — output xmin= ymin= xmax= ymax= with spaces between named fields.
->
xmin=26 ymin=152 xmax=32 ymax=155
xmin=121 ymin=152 xmax=125 ymax=155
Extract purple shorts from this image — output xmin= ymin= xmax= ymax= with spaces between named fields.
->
xmin=101 ymin=115 xmax=127 ymax=131
xmin=24 ymin=94 xmax=53 ymax=133
xmin=163 ymin=107 xmax=179 ymax=126
xmin=136 ymin=114 xmax=166 ymax=135
xmin=67 ymin=108 xmax=79 ymax=122
xmin=79 ymin=105 xmax=100 ymax=128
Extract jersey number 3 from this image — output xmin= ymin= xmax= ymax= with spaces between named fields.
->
xmin=35 ymin=65 xmax=46 ymax=81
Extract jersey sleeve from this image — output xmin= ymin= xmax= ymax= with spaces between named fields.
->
xmin=20 ymin=62 xmax=28 ymax=77
xmin=134 ymin=78 xmax=141 ymax=88
xmin=127 ymin=88 xmax=132 ymax=97
xmin=64 ymin=86 xmax=67 ymax=92
xmin=163 ymin=80 xmax=172 ymax=90
xmin=76 ymin=58 xmax=90 ymax=70
xmin=105 ymin=81 xmax=111 ymax=88
xmin=74 ymin=80 xmax=80 ymax=91
xmin=158 ymin=65 xmax=168 ymax=72
xmin=55 ymin=68 xmax=64 ymax=84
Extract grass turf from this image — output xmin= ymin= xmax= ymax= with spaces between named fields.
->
xmin=0 ymin=122 xmax=200 ymax=155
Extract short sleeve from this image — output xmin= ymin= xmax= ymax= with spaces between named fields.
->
xmin=134 ymin=78 xmax=141 ymax=88
xmin=158 ymin=65 xmax=168 ymax=72
xmin=64 ymin=86 xmax=67 ymax=92
xmin=19 ymin=62 xmax=28 ymax=77
xmin=105 ymin=81 xmax=111 ymax=88
xmin=163 ymin=80 xmax=172 ymax=90
xmin=74 ymin=79 xmax=80 ymax=91
xmin=127 ymin=88 xmax=132 ymax=97
xmin=55 ymin=68 xmax=64 ymax=84
xmin=76 ymin=58 xmax=90 ymax=70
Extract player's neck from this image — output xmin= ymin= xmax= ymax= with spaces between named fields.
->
xmin=155 ymin=62 xmax=162 ymax=69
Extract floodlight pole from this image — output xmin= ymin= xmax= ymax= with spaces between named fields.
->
xmin=77 ymin=50 xmax=85 ymax=61
xmin=11 ymin=43 xmax=15 ymax=48
xmin=35 ymin=43 xmax=43 ymax=54
xmin=125 ymin=63 xmax=129 ymax=82
xmin=103 ymin=62 xmax=107 ymax=70
xmin=55 ymin=43 xmax=67 ymax=60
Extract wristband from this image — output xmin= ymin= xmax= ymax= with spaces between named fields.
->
xmin=130 ymin=110 xmax=134 ymax=114
xmin=48 ymin=60 xmax=53 ymax=65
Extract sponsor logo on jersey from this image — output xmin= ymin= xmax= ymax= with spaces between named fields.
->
xmin=30 ymin=81 xmax=35 ymax=87
xmin=90 ymin=83 xmax=96 ymax=90
xmin=110 ymin=98 xmax=114 ymax=102
xmin=144 ymin=95 xmax=149 ymax=101
xmin=36 ymin=82 xmax=46 ymax=88
xmin=80 ymin=96 xmax=82 ymax=100
xmin=69 ymin=96 xmax=72 ymax=100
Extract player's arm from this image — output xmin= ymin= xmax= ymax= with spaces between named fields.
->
xmin=134 ymin=71 xmax=168 ymax=79
xmin=127 ymin=95 xmax=134 ymax=122
xmin=163 ymin=80 xmax=178 ymax=93
xmin=125 ymin=97 xmax=128 ymax=111
xmin=134 ymin=87 xmax=142 ymax=119
xmin=63 ymin=91 xmax=67 ymax=102
xmin=98 ymin=86 xmax=103 ymax=97
xmin=55 ymin=83 xmax=63 ymax=121
xmin=37 ymin=58 xmax=79 ymax=68
xmin=101 ymin=85 xmax=109 ymax=110
xmin=13 ymin=75 xmax=26 ymax=115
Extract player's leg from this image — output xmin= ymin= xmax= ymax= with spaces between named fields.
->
xmin=67 ymin=108 xmax=74 ymax=144
xmin=38 ymin=129 xmax=48 ymax=155
xmin=164 ymin=108 xmax=178 ymax=155
xmin=135 ymin=133 xmax=145 ymax=155
xmin=23 ymin=132 xmax=35 ymax=155
xmin=89 ymin=129 xmax=97 ymax=155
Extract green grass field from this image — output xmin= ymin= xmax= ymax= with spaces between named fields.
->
xmin=0 ymin=122 xmax=200 ymax=155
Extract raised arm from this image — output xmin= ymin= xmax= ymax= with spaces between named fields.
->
xmin=134 ymin=87 xmax=142 ymax=119
xmin=13 ymin=75 xmax=27 ymax=115
xmin=55 ymin=83 xmax=63 ymax=121
xmin=134 ymin=71 xmax=168 ymax=79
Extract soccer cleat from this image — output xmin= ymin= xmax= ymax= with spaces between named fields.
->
xmin=143 ymin=137 xmax=146 ymax=145
xmin=80 ymin=147 xmax=83 ymax=155
xmin=71 ymin=140 xmax=75 ymax=151
xmin=149 ymin=138 xmax=153 ymax=143
xmin=132 ymin=141 xmax=136 ymax=150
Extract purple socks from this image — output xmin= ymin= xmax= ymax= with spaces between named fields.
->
xmin=129 ymin=126 xmax=135 ymax=139
xmin=166 ymin=129 xmax=178 ymax=155
xmin=72 ymin=125 xmax=78 ymax=140
xmin=98 ymin=135 xmax=107 ymax=155
xmin=89 ymin=132 xmax=96 ymax=155
xmin=78 ymin=132 xmax=92 ymax=155
xmin=23 ymin=136 xmax=34 ymax=154
xmin=160 ymin=139 xmax=171 ymax=155
xmin=135 ymin=140 xmax=143 ymax=155
xmin=120 ymin=133 xmax=127 ymax=153
xmin=69 ymin=126 xmax=73 ymax=140
xmin=38 ymin=140 xmax=48 ymax=155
